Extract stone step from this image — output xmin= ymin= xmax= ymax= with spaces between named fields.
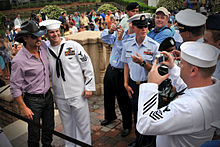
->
xmin=2 ymin=109 xmax=60 ymax=142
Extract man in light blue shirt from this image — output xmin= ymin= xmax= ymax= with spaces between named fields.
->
xmin=121 ymin=13 xmax=159 ymax=147
xmin=100 ymin=22 xmax=135 ymax=137
xmin=148 ymin=7 xmax=173 ymax=44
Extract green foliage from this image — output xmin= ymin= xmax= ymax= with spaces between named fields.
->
xmin=12 ymin=1 xmax=72 ymax=9
xmin=0 ymin=13 xmax=4 ymax=29
xmin=157 ymin=0 xmax=183 ymax=11
xmin=0 ymin=12 xmax=5 ymax=36
xmin=101 ymin=0 xmax=156 ymax=13
xmin=97 ymin=4 xmax=118 ymax=13
xmin=79 ymin=0 xmax=100 ymax=2
xmin=40 ymin=5 xmax=66 ymax=20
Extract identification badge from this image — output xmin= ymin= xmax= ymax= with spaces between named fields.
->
xmin=113 ymin=52 xmax=119 ymax=64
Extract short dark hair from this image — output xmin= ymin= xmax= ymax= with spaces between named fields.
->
xmin=126 ymin=2 xmax=140 ymax=11
xmin=209 ymin=29 xmax=220 ymax=43
xmin=190 ymin=25 xmax=205 ymax=37
xmin=94 ymin=18 xmax=99 ymax=23
xmin=198 ymin=65 xmax=216 ymax=78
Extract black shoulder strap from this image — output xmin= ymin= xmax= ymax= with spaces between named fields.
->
xmin=160 ymin=26 xmax=172 ymax=32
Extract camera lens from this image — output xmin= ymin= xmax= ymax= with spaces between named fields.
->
xmin=158 ymin=65 xmax=168 ymax=76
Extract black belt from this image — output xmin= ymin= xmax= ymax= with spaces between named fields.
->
xmin=130 ymin=78 xmax=147 ymax=85
xmin=24 ymin=89 xmax=50 ymax=98
xmin=109 ymin=64 xmax=124 ymax=72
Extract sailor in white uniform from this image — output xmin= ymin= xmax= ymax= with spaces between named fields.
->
xmin=137 ymin=42 xmax=220 ymax=147
xmin=40 ymin=20 xmax=96 ymax=147
xmin=175 ymin=9 xmax=207 ymax=43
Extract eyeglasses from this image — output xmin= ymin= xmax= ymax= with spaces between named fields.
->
xmin=137 ymin=25 xmax=148 ymax=29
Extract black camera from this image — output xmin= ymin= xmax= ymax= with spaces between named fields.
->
xmin=156 ymin=54 xmax=169 ymax=76
xmin=156 ymin=54 xmax=168 ymax=64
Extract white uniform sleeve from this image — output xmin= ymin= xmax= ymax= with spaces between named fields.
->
xmin=169 ymin=64 xmax=187 ymax=92
xmin=137 ymin=83 xmax=194 ymax=136
xmin=75 ymin=43 xmax=96 ymax=91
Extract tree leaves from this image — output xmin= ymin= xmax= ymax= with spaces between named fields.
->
xmin=40 ymin=5 xmax=66 ymax=20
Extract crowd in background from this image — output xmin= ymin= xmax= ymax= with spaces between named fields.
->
xmin=0 ymin=1 xmax=220 ymax=146
xmin=0 ymin=9 xmax=126 ymax=85
xmin=0 ymin=2 xmax=217 ymax=86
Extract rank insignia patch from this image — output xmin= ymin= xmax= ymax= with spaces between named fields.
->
xmin=143 ymin=49 xmax=153 ymax=56
xmin=78 ymin=51 xmax=88 ymax=62
xmin=149 ymin=110 xmax=163 ymax=120
xmin=65 ymin=47 xmax=75 ymax=56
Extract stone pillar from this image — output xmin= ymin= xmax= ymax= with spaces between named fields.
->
xmin=66 ymin=31 xmax=111 ymax=95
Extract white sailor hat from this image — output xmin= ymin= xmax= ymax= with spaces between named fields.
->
xmin=127 ymin=13 xmax=149 ymax=26
xmin=176 ymin=9 xmax=207 ymax=27
xmin=181 ymin=42 xmax=219 ymax=68
xmin=39 ymin=19 xmax=61 ymax=30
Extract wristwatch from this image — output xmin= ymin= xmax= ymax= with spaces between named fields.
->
xmin=140 ymin=60 xmax=146 ymax=67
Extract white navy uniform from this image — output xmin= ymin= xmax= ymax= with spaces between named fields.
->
xmin=48 ymin=38 xmax=95 ymax=147
xmin=137 ymin=40 xmax=220 ymax=147
xmin=213 ymin=60 xmax=220 ymax=79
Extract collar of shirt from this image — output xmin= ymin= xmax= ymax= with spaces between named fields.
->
xmin=122 ymin=29 xmax=136 ymax=39
xmin=22 ymin=45 xmax=42 ymax=59
xmin=129 ymin=35 xmax=150 ymax=48
xmin=48 ymin=37 xmax=66 ymax=51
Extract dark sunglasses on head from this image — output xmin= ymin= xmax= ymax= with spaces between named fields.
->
xmin=40 ymin=26 xmax=47 ymax=30
xmin=137 ymin=25 xmax=148 ymax=29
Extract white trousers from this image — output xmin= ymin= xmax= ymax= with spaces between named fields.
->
xmin=55 ymin=96 xmax=91 ymax=147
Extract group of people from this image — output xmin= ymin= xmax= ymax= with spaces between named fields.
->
xmin=57 ymin=9 xmax=128 ymax=36
xmin=100 ymin=2 xmax=220 ymax=147
xmin=10 ymin=18 xmax=96 ymax=147
xmin=3 ymin=1 xmax=219 ymax=147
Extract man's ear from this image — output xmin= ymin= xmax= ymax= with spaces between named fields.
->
xmin=190 ymin=66 xmax=199 ymax=77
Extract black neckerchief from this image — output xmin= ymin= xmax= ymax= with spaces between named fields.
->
xmin=48 ymin=43 xmax=66 ymax=81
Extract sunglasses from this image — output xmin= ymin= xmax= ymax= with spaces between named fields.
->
xmin=177 ymin=25 xmax=188 ymax=33
xmin=137 ymin=25 xmax=148 ymax=29
xmin=131 ymin=9 xmax=139 ymax=13
xmin=29 ymin=35 xmax=39 ymax=39
xmin=178 ymin=28 xmax=187 ymax=33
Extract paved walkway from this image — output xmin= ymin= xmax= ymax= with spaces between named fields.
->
xmin=3 ymin=95 xmax=135 ymax=147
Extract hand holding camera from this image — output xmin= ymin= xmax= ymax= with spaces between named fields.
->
xmin=158 ymin=51 xmax=175 ymax=69
xmin=156 ymin=54 xmax=169 ymax=76
xmin=148 ymin=59 xmax=170 ymax=85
